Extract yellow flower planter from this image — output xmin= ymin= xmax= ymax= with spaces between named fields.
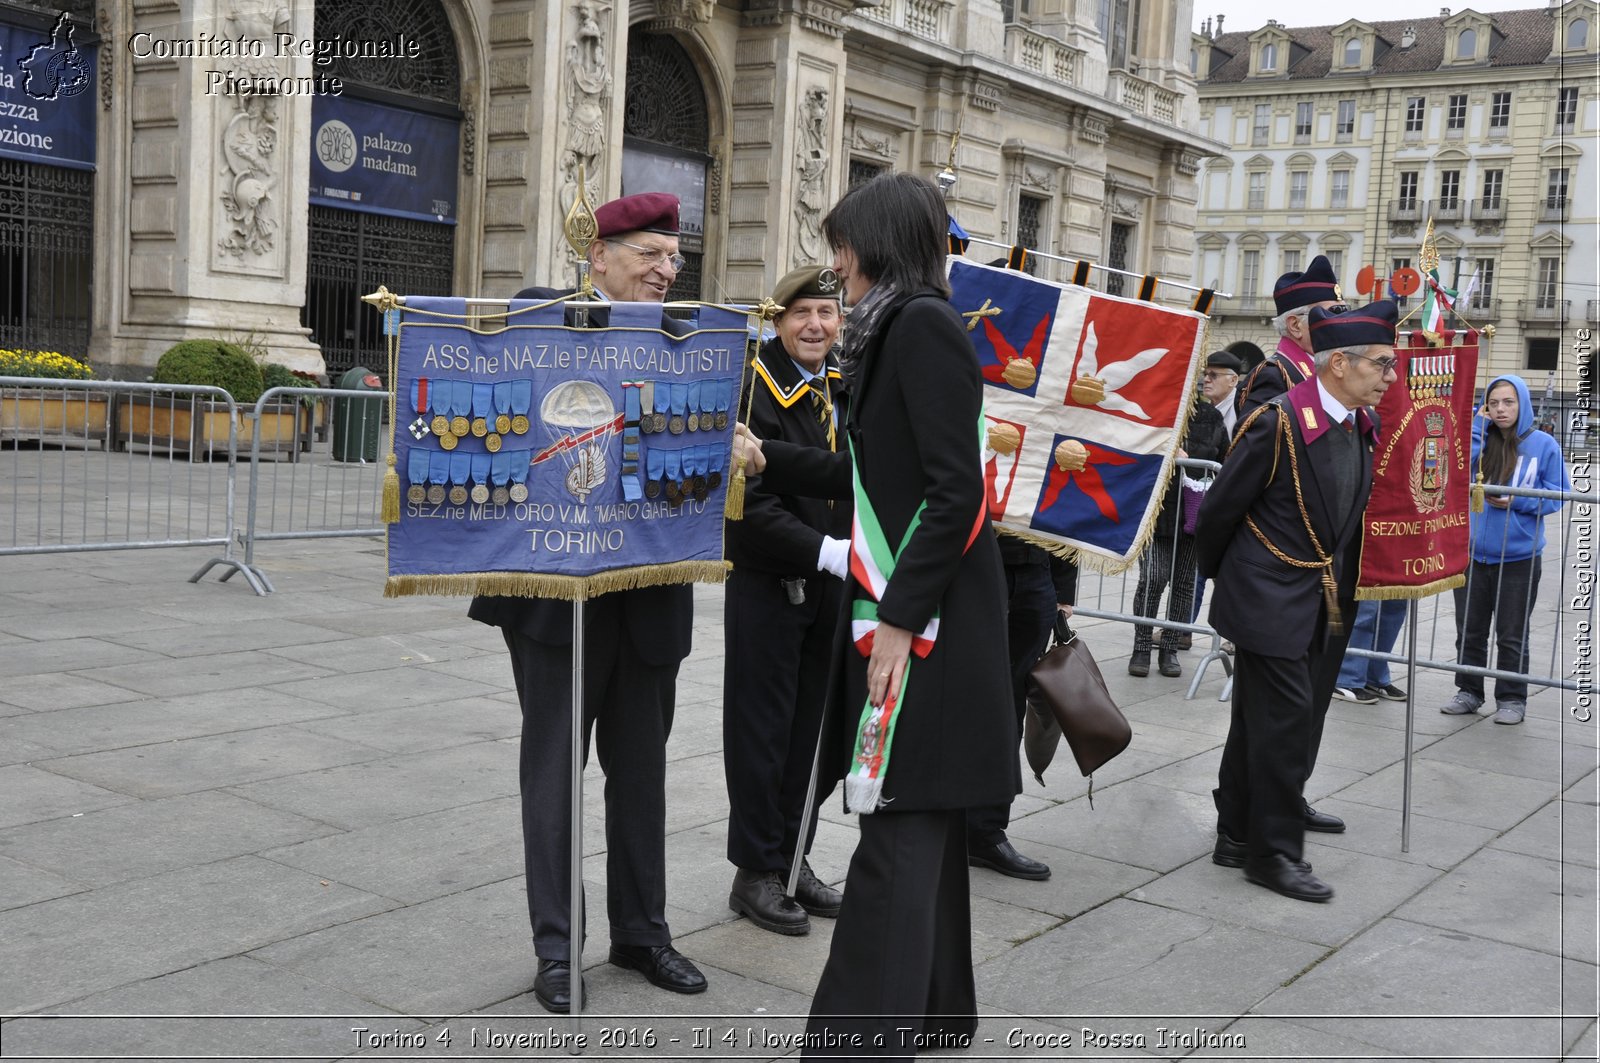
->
xmin=116 ymin=395 xmax=303 ymax=461
xmin=0 ymin=389 xmax=114 ymax=448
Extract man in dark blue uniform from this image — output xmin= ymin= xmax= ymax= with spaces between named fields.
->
xmin=1237 ymin=254 xmax=1346 ymax=420
xmin=469 ymin=192 xmax=706 ymax=1012
xmin=1197 ymin=301 xmax=1399 ymax=902
xmin=723 ymin=265 xmax=850 ymax=934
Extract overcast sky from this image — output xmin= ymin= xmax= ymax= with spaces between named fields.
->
xmin=1195 ymin=0 xmax=1548 ymax=34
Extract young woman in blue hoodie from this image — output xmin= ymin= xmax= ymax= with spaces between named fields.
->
xmin=1443 ymin=374 xmax=1570 ymax=724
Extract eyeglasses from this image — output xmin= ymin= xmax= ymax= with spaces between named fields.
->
xmin=607 ymin=239 xmax=686 ymax=272
xmin=1345 ymin=351 xmax=1399 ymax=375
xmin=1202 ymin=370 xmax=1236 ymax=380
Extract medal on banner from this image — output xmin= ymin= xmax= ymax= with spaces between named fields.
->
xmin=470 ymin=453 xmax=491 ymax=504
xmin=690 ymin=446 xmax=708 ymax=502
xmin=449 ymin=379 xmax=472 ymax=439
xmin=407 ymin=447 xmax=429 ymax=504
xmin=639 ymin=381 xmax=656 ymax=434
xmin=491 ymin=450 xmax=512 ymax=506
xmin=714 ymin=378 xmax=731 ymax=431
xmin=510 ymin=379 xmax=532 ymax=436
xmin=645 ymin=449 xmax=663 ymax=498
xmin=669 ymin=383 xmax=688 ymax=435
xmin=430 ymin=378 xmax=452 ymax=439
xmin=409 ymin=377 xmax=433 ymax=440
xmin=708 ymin=445 xmax=724 ymax=489
xmin=486 ymin=431 xmax=502 ymax=452
xmin=621 ymin=383 xmax=644 ymax=502
xmin=427 ymin=451 xmax=450 ymax=505
xmin=664 ymin=448 xmax=682 ymax=501
xmin=493 ymin=382 xmax=513 ymax=435
xmin=686 ymin=381 xmax=702 ymax=433
xmin=448 ymin=452 xmax=471 ymax=506
xmin=471 ymin=383 xmax=492 ymax=438
xmin=509 ymin=451 xmax=531 ymax=503
xmin=653 ymin=383 xmax=670 ymax=434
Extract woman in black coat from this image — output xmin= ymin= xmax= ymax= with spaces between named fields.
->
xmin=735 ymin=173 xmax=1016 ymax=1059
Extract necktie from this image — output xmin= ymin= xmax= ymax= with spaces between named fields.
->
xmin=1342 ymin=414 xmax=1355 ymax=433
xmin=810 ymin=380 xmax=836 ymax=452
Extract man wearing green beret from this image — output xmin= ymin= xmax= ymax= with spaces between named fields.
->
xmin=722 ymin=265 xmax=850 ymax=935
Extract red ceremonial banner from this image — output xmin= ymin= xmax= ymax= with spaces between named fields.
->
xmin=1357 ymin=332 xmax=1480 ymax=598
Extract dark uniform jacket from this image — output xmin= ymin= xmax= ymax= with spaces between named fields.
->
xmin=1236 ymin=337 xmax=1316 ymax=422
xmin=1197 ymin=376 xmax=1378 ymax=661
xmin=727 ymin=339 xmax=851 ymax=575
xmin=467 ymin=285 xmax=692 ymax=666
xmin=757 ymin=292 xmax=1018 ymax=812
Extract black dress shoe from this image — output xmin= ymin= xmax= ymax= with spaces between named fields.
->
xmin=791 ymin=859 xmax=842 ymax=918
xmin=533 ymin=959 xmax=584 ymax=1014
xmin=1303 ymin=804 xmax=1346 ymax=833
xmin=1128 ymin=649 xmax=1151 ymax=677
xmin=968 ymin=838 xmax=1051 ymax=880
xmin=729 ymin=868 xmax=810 ymax=935
xmin=1158 ymin=648 xmax=1182 ymax=677
xmin=1244 ymin=853 xmax=1334 ymax=902
xmin=1212 ymin=830 xmax=1310 ymax=872
xmin=609 ymin=943 xmax=708 ymax=994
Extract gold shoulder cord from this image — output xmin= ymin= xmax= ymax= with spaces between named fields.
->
xmin=1242 ymin=410 xmax=1344 ymax=635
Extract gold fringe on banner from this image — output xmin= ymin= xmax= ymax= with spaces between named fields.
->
xmin=384 ymin=560 xmax=732 ymax=601
xmin=1356 ymin=574 xmax=1465 ymax=600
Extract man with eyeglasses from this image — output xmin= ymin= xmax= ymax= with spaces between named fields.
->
xmin=469 ymin=192 xmax=706 ymax=1013
xmin=1238 ymin=255 xmax=1347 ymax=421
xmin=1197 ymin=300 xmax=1400 ymax=903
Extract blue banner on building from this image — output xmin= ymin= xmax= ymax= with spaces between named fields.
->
xmin=0 ymin=13 xmax=97 ymax=171
xmin=385 ymin=296 xmax=752 ymax=599
xmin=310 ymin=95 xmax=459 ymax=224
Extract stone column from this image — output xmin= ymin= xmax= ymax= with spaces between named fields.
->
xmin=106 ymin=0 xmax=323 ymax=375
xmin=724 ymin=0 xmax=854 ymax=300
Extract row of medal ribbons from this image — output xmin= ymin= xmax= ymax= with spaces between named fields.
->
xmin=407 ymin=449 xmax=534 ymax=506
xmin=624 ymin=444 xmax=727 ymax=504
xmin=624 ymin=379 xmax=737 ymax=436
xmin=409 ymin=378 xmax=534 ymax=452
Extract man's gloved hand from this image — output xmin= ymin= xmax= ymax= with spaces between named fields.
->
xmin=817 ymin=536 xmax=851 ymax=580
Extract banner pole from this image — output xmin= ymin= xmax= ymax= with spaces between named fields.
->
xmin=1401 ymin=598 xmax=1419 ymax=853
xmin=569 ymin=598 xmax=585 ymax=1043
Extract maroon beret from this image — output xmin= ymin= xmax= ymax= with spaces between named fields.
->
xmin=595 ymin=192 xmax=680 ymax=239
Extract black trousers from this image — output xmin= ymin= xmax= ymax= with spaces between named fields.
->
xmin=805 ymin=809 xmax=975 ymax=1061
xmin=1214 ymin=648 xmax=1315 ymax=862
xmin=723 ymin=568 xmax=840 ymax=871
xmin=504 ymin=625 xmax=678 ymax=962
xmin=967 ymin=561 xmax=1055 ymax=845
xmin=1132 ymin=533 xmax=1198 ymax=652
xmin=1453 ymin=557 xmax=1542 ymax=705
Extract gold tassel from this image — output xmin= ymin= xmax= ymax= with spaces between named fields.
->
xmin=1470 ymin=472 xmax=1485 ymax=514
xmin=725 ymin=458 xmax=746 ymax=520
xmin=1322 ymin=570 xmax=1343 ymax=636
xmin=381 ymin=453 xmax=400 ymax=524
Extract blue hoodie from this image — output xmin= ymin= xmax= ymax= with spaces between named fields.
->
xmin=1468 ymin=373 xmax=1570 ymax=564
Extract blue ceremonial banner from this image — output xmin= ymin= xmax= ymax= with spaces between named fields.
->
xmin=385 ymin=297 xmax=750 ymax=598
xmin=0 ymin=13 xmax=97 ymax=171
xmin=310 ymin=95 xmax=459 ymax=224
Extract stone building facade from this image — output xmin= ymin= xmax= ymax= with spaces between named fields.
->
xmin=1190 ymin=2 xmax=1598 ymax=385
xmin=1 ymin=0 xmax=1215 ymax=378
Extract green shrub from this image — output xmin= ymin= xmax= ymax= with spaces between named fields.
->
xmin=260 ymin=362 xmax=300 ymax=394
xmin=153 ymin=340 xmax=264 ymax=404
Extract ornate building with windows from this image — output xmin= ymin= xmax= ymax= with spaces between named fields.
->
xmin=0 ymin=0 xmax=1216 ymax=378
xmin=1190 ymin=2 xmax=1598 ymax=387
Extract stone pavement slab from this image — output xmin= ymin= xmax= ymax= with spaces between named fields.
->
xmin=1491 ymin=798 xmax=1600 ymax=868
xmin=0 ymin=850 xmax=85 ymax=911
xmin=0 ymin=688 xmax=344 ymax=756
xmin=1332 ymin=756 xmax=1563 ymax=831
xmin=0 ymin=764 xmax=135 ymax=829
xmin=1008 ymin=780 xmax=1219 ymax=874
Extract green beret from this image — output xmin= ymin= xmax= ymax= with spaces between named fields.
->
xmin=770 ymin=266 xmax=841 ymax=312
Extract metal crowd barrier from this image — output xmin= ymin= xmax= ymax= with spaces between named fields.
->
xmin=1070 ymin=457 xmax=1598 ymax=705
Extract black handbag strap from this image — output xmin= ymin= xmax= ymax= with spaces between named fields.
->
xmin=1053 ymin=613 xmax=1076 ymax=647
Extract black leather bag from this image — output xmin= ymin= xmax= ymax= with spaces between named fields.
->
xmin=1023 ymin=616 xmax=1132 ymax=795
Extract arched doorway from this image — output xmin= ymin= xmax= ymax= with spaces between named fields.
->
xmin=623 ymin=32 xmax=710 ymax=301
xmin=303 ymin=0 xmax=462 ymax=378
xmin=0 ymin=0 xmax=97 ymax=358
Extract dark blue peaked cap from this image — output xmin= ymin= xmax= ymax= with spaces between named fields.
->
xmin=1273 ymin=254 xmax=1341 ymax=314
xmin=1308 ymin=300 xmax=1399 ymax=353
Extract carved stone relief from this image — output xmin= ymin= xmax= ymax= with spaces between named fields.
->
xmin=215 ymin=0 xmax=289 ymax=263
xmin=565 ymin=0 xmax=610 ymax=206
xmin=793 ymin=85 xmax=830 ymax=267
xmin=1078 ymin=114 xmax=1109 ymax=145
xmin=1106 ymin=183 xmax=1143 ymax=221
xmin=96 ymin=9 xmax=112 ymax=111
xmin=460 ymin=86 xmax=476 ymax=177
xmin=1021 ymin=164 xmax=1054 ymax=192
xmin=851 ymin=125 xmax=894 ymax=160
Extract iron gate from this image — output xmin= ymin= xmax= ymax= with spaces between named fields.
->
xmin=0 ymin=157 xmax=94 ymax=358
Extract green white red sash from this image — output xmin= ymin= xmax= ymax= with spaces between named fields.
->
xmin=844 ymin=411 xmax=988 ymax=813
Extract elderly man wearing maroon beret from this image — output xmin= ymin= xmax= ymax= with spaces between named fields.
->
xmin=469 ymin=192 xmax=705 ymax=1012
